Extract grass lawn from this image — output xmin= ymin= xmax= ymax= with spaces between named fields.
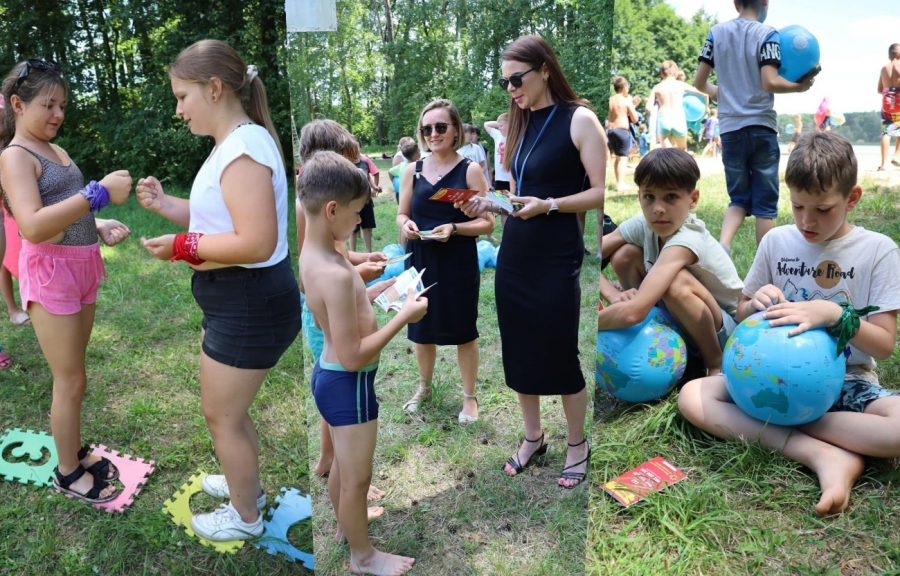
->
xmin=0 ymin=188 xmax=312 ymax=575
xmin=588 ymin=162 xmax=900 ymax=576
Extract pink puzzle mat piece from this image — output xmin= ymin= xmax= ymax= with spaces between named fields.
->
xmin=56 ymin=444 xmax=155 ymax=513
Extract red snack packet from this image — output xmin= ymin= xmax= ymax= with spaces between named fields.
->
xmin=604 ymin=457 xmax=687 ymax=507
xmin=429 ymin=188 xmax=478 ymax=203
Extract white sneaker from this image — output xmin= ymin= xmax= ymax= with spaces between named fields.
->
xmin=201 ymin=474 xmax=267 ymax=510
xmin=190 ymin=502 xmax=264 ymax=541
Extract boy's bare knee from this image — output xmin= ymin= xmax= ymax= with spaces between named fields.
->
xmin=610 ymin=243 xmax=643 ymax=273
xmin=340 ymin=471 xmax=373 ymax=492
xmin=677 ymin=379 xmax=703 ymax=422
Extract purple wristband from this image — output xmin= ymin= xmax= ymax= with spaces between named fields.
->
xmin=80 ymin=180 xmax=110 ymax=213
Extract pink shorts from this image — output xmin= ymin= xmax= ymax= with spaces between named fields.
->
xmin=2 ymin=207 xmax=22 ymax=279
xmin=19 ymin=240 xmax=106 ymax=315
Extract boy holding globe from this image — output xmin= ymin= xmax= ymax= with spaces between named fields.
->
xmin=679 ymin=132 xmax=900 ymax=518
xmin=693 ymin=0 xmax=814 ymax=252
xmin=597 ymin=148 xmax=743 ymax=378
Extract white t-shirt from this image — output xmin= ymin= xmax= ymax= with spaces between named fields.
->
xmin=459 ymin=143 xmax=486 ymax=169
xmin=485 ymin=126 xmax=511 ymax=182
xmin=189 ymin=124 xmax=289 ymax=268
xmin=743 ymin=225 xmax=900 ymax=384
xmin=618 ymin=213 xmax=743 ymax=319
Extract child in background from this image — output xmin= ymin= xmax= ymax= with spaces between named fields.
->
xmin=679 ymin=132 xmax=900 ymax=518
xmin=300 ymin=151 xmax=426 ymax=575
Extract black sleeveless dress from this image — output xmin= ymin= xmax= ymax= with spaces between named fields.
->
xmin=496 ymin=103 xmax=587 ymax=395
xmin=406 ymin=158 xmax=480 ymax=345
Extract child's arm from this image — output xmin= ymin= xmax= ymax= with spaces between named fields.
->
xmin=597 ymin=245 xmax=697 ymax=330
xmin=760 ymin=66 xmax=815 ymax=94
xmin=396 ymin=162 xmax=421 ymax=238
xmin=296 ymin=198 xmax=306 ymax=257
xmin=327 ymin=270 xmax=427 ymax=372
xmin=1 ymin=149 xmax=131 ymax=243
xmin=137 ymin=176 xmax=190 ymax=227
xmin=693 ymin=63 xmax=718 ymax=102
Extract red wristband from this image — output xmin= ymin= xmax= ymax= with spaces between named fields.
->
xmin=171 ymin=232 xmax=205 ymax=265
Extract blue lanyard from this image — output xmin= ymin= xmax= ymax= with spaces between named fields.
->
xmin=514 ymin=103 xmax=558 ymax=192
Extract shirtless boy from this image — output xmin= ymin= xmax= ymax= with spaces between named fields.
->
xmin=608 ymin=76 xmax=640 ymax=191
xmin=878 ymin=43 xmax=900 ymax=171
xmin=300 ymin=151 xmax=427 ymax=575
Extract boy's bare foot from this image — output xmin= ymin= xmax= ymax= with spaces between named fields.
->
xmin=368 ymin=484 xmax=386 ymax=501
xmin=349 ymin=549 xmax=415 ymax=575
xmin=315 ymin=455 xmax=333 ymax=476
xmin=335 ymin=506 xmax=385 ymax=542
xmin=811 ymin=445 xmax=865 ymax=517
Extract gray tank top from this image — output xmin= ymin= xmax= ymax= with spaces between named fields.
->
xmin=3 ymin=144 xmax=98 ymax=246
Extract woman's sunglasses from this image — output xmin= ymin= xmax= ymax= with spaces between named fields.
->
xmin=419 ymin=122 xmax=452 ymax=137
xmin=498 ymin=66 xmax=540 ymax=90
xmin=13 ymin=59 xmax=62 ymax=94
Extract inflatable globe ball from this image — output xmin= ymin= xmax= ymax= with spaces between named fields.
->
xmin=778 ymin=25 xmax=821 ymax=83
xmin=723 ymin=311 xmax=846 ymax=426
xmin=785 ymin=123 xmax=796 ymax=135
xmin=596 ymin=307 xmax=687 ymax=403
xmin=683 ymin=93 xmax=706 ymax=123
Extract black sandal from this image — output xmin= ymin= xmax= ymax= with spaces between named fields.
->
xmin=559 ymin=438 xmax=591 ymax=489
xmin=503 ymin=432 xmax=548 ymax=475
xmin=78 ymin=445 xmax=119 ymax=482
xmin=53 ymin=465 xmax=118 ymax=504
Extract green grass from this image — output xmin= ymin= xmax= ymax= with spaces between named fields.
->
xmin=588 ymin=163 xmax=900 ymax=576
xmin=0 ymin=189 xmax=311 ymax=575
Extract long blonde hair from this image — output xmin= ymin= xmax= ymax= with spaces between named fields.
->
xmin=168 ymin=40 xmax=284 ymax=160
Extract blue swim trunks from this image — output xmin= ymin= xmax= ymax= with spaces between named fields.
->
xmin=828 ymin=378 xmax=900 ymax=413
xmin=311 ymin=359 xmax=380 ymax=427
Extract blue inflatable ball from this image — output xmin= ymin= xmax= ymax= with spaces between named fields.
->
xmin=392 ymin=175 xmax=401 ymax=193
xmin=476 ymin=240 xmax=495 ymax=272
xmin=785 ymin=123 xmax=796 ymax=135
xmin=380 ymin=243 xmax=406 ymax=279
xmin=687 ymin=118 xmax=703 ymax=137
xmin=683 ymin=93 xmax=706 ymax=123
xmin=723 ymin=311 xmax=846 ymax=426
xmin=778 ymin=25 xmax=820 ymax=82
xmin=596 ymin=307 xmax=687 ymax=403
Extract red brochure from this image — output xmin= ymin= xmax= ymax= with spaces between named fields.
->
xmin=604 ymin=457 xmax=687 ymax=507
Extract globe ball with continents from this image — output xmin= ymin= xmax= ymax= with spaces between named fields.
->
xmin=596 ymin=307 xmax=687 ymax=403
xmin=723 ymin=311 xmax=846 ymax=426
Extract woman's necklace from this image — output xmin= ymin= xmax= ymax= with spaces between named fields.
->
xmin=430 ymin=155 xmax=457 ymax=180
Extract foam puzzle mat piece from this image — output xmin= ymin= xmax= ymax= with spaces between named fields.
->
xmin=0 ymin=428 xmax=58 ymax=487
xmin=162 ymin=470 xmax=245 ymax=554
xmin=254 ymin=487 xmax=314 ymax=570
xmin=54 ymin=444 xmax=155 ymax=513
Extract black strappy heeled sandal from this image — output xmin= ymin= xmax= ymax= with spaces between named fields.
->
xmin=559 ymin=438 xmax=591 ymax=489
xmin=503 ymin=432 xmax=548 ymax=475
xmin=53 ymin=465 xmax=118 ymax=504
xmin=78 ymin=445 xmax=119 ymax=482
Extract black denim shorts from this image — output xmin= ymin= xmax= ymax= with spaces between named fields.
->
xmin=191 ymin=257 xmax=302 ymax=370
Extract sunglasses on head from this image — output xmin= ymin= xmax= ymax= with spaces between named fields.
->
xmin=419 ymin=122 xmax=452 ymax=137
xmin=13 ymin=59 xmax=62 ymax=94
xmin=498 ymin=65 xmax=541 ymax=90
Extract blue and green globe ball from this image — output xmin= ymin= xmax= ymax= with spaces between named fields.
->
xmin=723 ymin=311 xmax=846 ymax=426
xmin=596 ymin=307 xmax=687 ymax=403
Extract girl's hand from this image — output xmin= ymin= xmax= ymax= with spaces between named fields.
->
xmin=763 ymin=300 xmax=842 ymax=337
xmin=367 ymin=252 xmax=388 ymax=264
xmin=101 ymin=170 xmax=133 ymax=205
xmin=431 ymin=224 xmax=454 ymax=242
xmin=356 ymin=261 xmax=385 ymax=283
xmin=509 ymin=196 xmax=549 ymax=220
xmin=141 ymin=234 xmax=175 ymax=260
xmin=137 ymin=176 xmax=166 ymax=213
xmin=608 ymin=287 xmax=638 ymax=304
xmin=97 ymin=219 xmax=131 ymax=246
xmin=401 ymin=218 xmax=420 ymax=240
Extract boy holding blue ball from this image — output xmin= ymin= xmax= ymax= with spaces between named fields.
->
xmin=679 ymin=132 xmax=900 ymax=517
xmin=598 ymin=148 xmax=744 ymax=378
xmin=693 ymin=0 xmax=815 ymax=252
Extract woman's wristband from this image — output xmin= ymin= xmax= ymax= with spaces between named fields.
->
xmin=80 ymin=181 xmax=110 ymax=213
xmin=171 ymin=232 xmax=205 ymax=265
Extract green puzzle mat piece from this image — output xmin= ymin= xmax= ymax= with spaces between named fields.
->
xmin=0 ymin=428 xmax=59 ymax=487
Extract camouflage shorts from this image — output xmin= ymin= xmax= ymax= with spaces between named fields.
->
xmin=828 ymin=378 xmax=900 ymax=413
